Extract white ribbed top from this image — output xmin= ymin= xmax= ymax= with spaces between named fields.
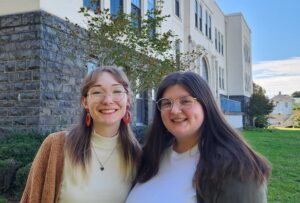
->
xmin=126 ymin=144 xmax=199 ymax=203
xmin=59 ymin=130 xmax=131 ymax=203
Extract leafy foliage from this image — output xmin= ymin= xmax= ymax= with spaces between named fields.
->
xmin=292 ymin=91 xmax=300 ymax=97
xmin=74 ymin=2 xmax=201 ymax=93
xmin=248 ymin=83 xmax=274 ymax=127
xmin=0 ymin=131 xmax=45 ymax=198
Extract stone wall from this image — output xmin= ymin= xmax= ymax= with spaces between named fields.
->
xmin=0 ymin=11 xmax=87 ymax=135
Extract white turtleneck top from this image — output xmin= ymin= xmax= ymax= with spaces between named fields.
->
xmin=58 ymin=130 xmax=131 ymax=203
xmin=126 ymin=144 xmax=199 ymax=203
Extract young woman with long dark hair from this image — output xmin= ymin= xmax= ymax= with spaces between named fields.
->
xmin=126 ymin=71 xmax=271 ymax=203
xmin=21 ymin=66 xmax=141 ymax=203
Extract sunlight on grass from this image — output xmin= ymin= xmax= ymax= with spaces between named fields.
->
xmin=243 ymin=129 xmax=300 ymax=203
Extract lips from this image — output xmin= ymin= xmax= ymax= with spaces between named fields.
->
xmin=99 ymin=109 xmax=118 ymax=114
xmin=171 ymin=118 xmax=187 ymax=123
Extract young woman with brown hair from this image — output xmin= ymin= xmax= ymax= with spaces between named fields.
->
xmin=21 ymin=66 xmax=141 ymax=203
xmin=126 ymin=71 xmax=271 ymax=203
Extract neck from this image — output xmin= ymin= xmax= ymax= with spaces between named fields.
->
xmin=173 ymin=138 xmax=198 ymax=153
xmin=93 ymin=125 xmax=119 ymax=137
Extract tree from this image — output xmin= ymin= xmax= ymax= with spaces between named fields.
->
xmin=74 ymin=1 xmax=201 ymax=93
xmin=292 ymin=91 xmax=300 ymax=97
xmin=248 ymin=83 xmax=274 ymax=128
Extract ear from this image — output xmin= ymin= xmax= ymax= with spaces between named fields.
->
xmin=81 ymin=96 xmax=88 ymax=109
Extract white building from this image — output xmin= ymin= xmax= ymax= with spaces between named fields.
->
xmin=0 ymin=0 xmax=252 ymax=130
xmin=268 ymin=92 xmax=294 ymax=127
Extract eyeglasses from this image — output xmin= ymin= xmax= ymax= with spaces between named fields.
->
xmin=87 ymin=87 xmax=127 ymax=102
xmin=156 ymin=95 xmax=198 ymax=111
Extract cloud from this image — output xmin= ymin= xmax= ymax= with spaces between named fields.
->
xmin=253 ymin=57 xmax=300 ymax=98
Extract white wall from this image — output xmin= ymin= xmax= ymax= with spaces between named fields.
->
xmin=272 ymin=101 xmax=293 ymax=115
xmin=224 ymin=114 xmax=243 ymax=129
xmin=0 ymin=0 xmax=40 ymax=16
xmin=226 ymin=14 xmax=247 ymax=96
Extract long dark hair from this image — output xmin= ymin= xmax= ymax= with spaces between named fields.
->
xmin=136 ymin=71 xmax=271 ymax=200
xmin=65 ymin=66 xmax=141 ymax=175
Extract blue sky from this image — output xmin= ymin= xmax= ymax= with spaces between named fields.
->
xmin=217 ymin=0 xmax=300 ymax=97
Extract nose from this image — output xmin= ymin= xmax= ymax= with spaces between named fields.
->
xmin=170 ymin=100 xmax=182 ymax=113
xmin=101 ymin=93 xmax=114 ymax=104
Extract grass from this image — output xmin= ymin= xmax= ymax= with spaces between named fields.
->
xmin=243 ymin=129 xmax=300 ymax=203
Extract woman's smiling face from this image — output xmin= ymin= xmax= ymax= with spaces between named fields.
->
xmin=160 ymin=84 xmax=204 ymax=147
xmin=82 ymin=72 xmax=129 ymax=131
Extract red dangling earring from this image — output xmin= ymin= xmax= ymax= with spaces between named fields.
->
xmin=122 ymin=109 xmax=131 ymax=125
xmin=85 ymin=109 xmax=91 ymax=127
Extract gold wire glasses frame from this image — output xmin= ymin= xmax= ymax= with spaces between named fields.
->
xmin=156 ymin=96 xmax=198 ymax=111
xmin=87 ymin=88 xmax=127 ymax=102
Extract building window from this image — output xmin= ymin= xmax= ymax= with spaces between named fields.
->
xmin=208 ymin=15 xmax=212 ymax=40
xmin=205 ymin=11 xmax=208 ymax=37
xmin=87 ymin=62 xmax=96 ymax=73
xmin=175 ymin=40 xmax=181 ymax=69
xmin=221 ymin=68 xmax=225 ymax=89
xmin=221 ymin=35 xmax=224 ymax=55
xmin=111 ymin=0 xmax=123 ymax=16
xmin=202 ymin=58 xmax=208 ymax=82
xmin=195 ymin=0 xmax=198 ymax=28
xmin=131 ymin=0 xmax=141 ymax=28
xmin=219 ymin=66 xmax=222 ymax=89
xmin=218 ymin=31 xmax=221 ymax=52
xmin=199 ymin=4 xmax=202 ymax=31
xmin=215 ymin=28 xmax=217 ymax=49
xmin=136 ymin=92 xmax=148 ymax=125
xmin=83 ymin=0 xmax=100 ymax=11
xmin=148 ymin=0 xmax=156 ymax=36
xmin=175 ymin=0 xmax=180 ymax=18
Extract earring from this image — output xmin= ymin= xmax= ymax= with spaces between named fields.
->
xmin=122 ymin=109 xmax=131 ymax=125
xmin=85 ymin=109 xmax=91 ymax=127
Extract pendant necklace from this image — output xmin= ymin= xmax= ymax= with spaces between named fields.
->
xmin=91 ymin=143 xmax=117 ymax=171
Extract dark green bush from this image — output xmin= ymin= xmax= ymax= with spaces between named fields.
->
xmin=0 ymin=130 xmax=46 ymax=199
xmin=15 ymin=163 xmax=32 ymax=195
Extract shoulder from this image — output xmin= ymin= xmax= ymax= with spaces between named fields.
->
xmin=43 ymin=131 xmax=66 ymax=145
xmin=38 ymin=131 xmax=66 ymax=155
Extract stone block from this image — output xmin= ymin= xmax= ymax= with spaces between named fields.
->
xmin=4 ymin=61 xmax=15 ymax=72
xmin=0 ymin=74 xmax=8 ymax=82
xmin=15 ymin=60 xmax=26 ymax=71
xmin=0 ymin=109 xmax=7 ymax=116
xmin=26 ymin=116 xmax=39 ymax=126
xmin=14 ymin=117 xmax=27 ymax=125
xmin=41 ymin=92 xmax=55 ymax=100
xmin=1 ymin=14 xmax=21 ymax=27
xmin=21 ymin=91 xmax=39 ymax=100
xmin=17 ymin=71 xmax=32 ymax=81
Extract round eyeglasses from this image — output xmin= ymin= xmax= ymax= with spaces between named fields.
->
xmin=156 ymin=95 xmax=198 ymax=111
xmin=87 ymin=87 xmax=127 ymax=102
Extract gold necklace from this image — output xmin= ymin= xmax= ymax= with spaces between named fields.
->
xmin=91 ymin=143 xmax=117 ymax=171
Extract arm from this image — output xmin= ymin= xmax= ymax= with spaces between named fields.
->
xmin=215 ymin=178 xmax=268 ymax=203
xmin=20 ymin=134 xmax=57 ymax=203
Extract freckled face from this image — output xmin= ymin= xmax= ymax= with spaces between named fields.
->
xmin=82 ymin=72 xmax=129 ymax=130
xmin=160 ymin=85 xmax=204 ymax=145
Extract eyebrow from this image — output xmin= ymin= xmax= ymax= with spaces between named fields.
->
xmin=91 ymin=84 xmax=123 ymax=88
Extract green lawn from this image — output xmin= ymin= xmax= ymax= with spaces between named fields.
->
xmin=243 ymin=129 xmax=300 ymax=203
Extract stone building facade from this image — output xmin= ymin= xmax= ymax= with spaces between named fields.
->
xmin=0 ymin=11 xmax=87 ymax=135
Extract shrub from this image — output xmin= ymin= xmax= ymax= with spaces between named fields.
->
xmin=0 ymin=130 xmax=46 ymax=199
xmin=15 ymin=163 xmax=32 ymax=195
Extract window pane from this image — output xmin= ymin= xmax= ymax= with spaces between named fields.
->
xmin=111 ymin=0 xmax=123 ymax=16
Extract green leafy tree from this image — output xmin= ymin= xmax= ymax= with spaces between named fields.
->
xmin=292 ymin=91 xmax=300 ymax=97
xmin=75 ymin=1 xmax=200 ymax=93
xmin=248 ymin=83 xmax=274 ymax=128
xmin=293 ymin=111 xmax=300 ymax=128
